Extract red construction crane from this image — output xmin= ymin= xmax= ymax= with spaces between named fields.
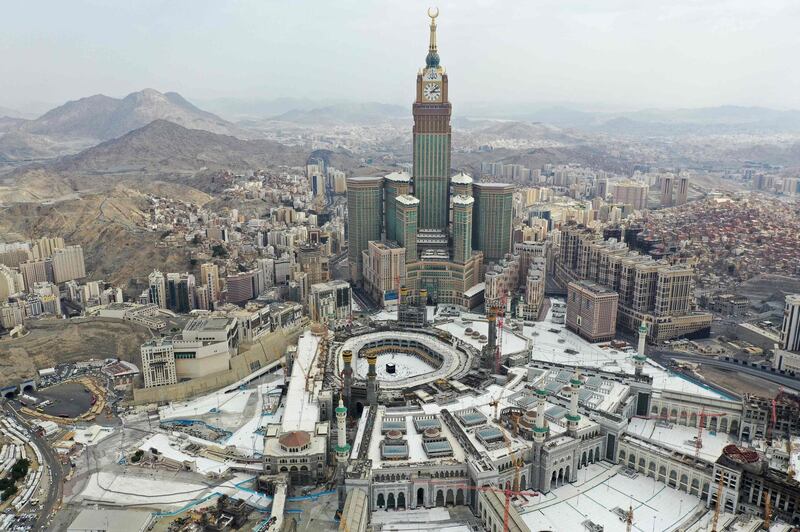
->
xmin=450 ymin=482 xmax=539 ymax=532
xmin=767 ymin=386 xmax=783 ymax=445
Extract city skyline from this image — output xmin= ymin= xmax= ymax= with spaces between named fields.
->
xmin=3 ymin=0 xmax=800 ymax=113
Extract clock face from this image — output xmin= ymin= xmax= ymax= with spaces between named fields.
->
xmin=425 ymin=68 xmax=439 ymax=80
xmin=423 ymin=82 xmax=441 ymax=102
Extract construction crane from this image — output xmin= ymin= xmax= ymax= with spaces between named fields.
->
xmin=500 ymin=426 xmax=523 ymax=492
xmin=787 ymin=439 xmax=796 ymax=481
xmin=767 ymin=386 xmax=783 ymax=445
xmin=711 ymin=473 xmax=725 ymax=532
xmin=450 ymin=482 xmax=539 ymax=532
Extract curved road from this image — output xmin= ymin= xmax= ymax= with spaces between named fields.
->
xmin=650 ymin=350 xmax=800 ymax=393
xmin=1 ymin=402 xmax=66 ymax=531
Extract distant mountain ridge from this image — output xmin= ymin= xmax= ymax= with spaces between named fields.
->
xmin=16 ymin=88 xmax=243 ymax=140
xmin=0 ymin=89 xmax=248 ymax=164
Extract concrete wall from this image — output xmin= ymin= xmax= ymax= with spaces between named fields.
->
xmin=131 ymin=323 xmax=303 ymax=405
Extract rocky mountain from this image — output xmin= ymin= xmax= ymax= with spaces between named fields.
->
xmin=17 ymin=89 xmax=243 ymax=140
xmin=3 ymin=120 xmax=311 ymax=200
xmin=0 ymin=185 xmax=200 ymax=289
xmin=0 ymin=89 xmax=250 ymax=163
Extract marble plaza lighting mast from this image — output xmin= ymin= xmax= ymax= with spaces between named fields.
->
xmin=566 ymin=368 xmax=583 ymax=436
xmin=634 ymin=321 xmax=648 ymax=377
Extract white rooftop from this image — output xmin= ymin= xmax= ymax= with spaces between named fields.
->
xmin=282 ymin=331 xmax=321 ymax=432
xmin=519 ymin=462 xmax=707 ymax=532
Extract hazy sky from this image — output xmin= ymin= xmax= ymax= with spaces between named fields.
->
xmin=3 ymin=0 xmax=800 ymax=112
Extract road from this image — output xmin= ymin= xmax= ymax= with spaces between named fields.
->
xmin=648 ymin=349 xmax=800 ymax=393
xmin=1 ymin=401 xmax=66 ymax=531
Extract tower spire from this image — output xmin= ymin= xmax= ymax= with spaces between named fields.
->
xmin=426 ymin=7 xmax=440 ymax=67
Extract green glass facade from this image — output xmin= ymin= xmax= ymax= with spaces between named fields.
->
xmin=346 ymin=177 xmax=384 ymax=280
xmin=384 ymin=174 xmax=410 ymax=242
xmin=451 ymin=196 xmax=473 ymax=264
xmin=396 ymin=196 xmax=419 ymax=262
xmin=413 ymin=133 xmax=450 ymax=230
xmin=473 ymin=183 xmax=514 ymax=262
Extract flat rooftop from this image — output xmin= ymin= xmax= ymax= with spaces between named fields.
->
xmin=184 ymin=317 xmax=233 ymax=331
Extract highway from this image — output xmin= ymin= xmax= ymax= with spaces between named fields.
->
xmin=1 ymin=402 xmax=66 ymax=531
xmin=648 ymin=349 xmax=800 ymax=393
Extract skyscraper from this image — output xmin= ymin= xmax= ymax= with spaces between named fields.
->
xmin=148 ymin=270 xmax=167 ymax=309
xmin=781 ymin=294 xmax=800 ymax=352
xmin=384 ymin=171 xmax=411 ymax=242
xmin=351 ymin=10 xmax=486 ymax=306
xmin=676 ymin=175 xmax=690 ymax=205
xmin=412 ymin=9 xmax=451 ymax=230
xmin=346 ymin=176 xmax=384 ymax=281
xmin=473 ymin=183 xmax=514 ymax=262
xmin=451 ymin=195 xmax=473 ymax=264
xmin=52 ymin=245 xmax=86 ymax=283
xmin=660 ymin=175 xmax=674 ymax=207
xmin=395 ymin=195 xmax=419 ymax=262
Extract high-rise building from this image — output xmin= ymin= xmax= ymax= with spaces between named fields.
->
xmin=309 ymin=280 xmax=352 ymax=323
xmin=660 ymin=175 xmax=674 ymax=207
xmin=19 ymin=259 xmax=53 ymax=288
xmin=346 ymin=176 xmax=384 ymax=281
xmin=395 ymin=195 xmax=419 ymax=262
xmin=148 ymin=270 xmax=167 ymax=309
xmin=200 ymin=263 xmax=221 ymax=303
xmin=555 ymin=223 xmax=711 ymax=342
xmin=781 ymin=294 xmax=800 ymax=352
xmin=0 ymin=265 xmax=25 ymax=302
xmin=611 ymin=181 xmax=649 ymax=211
xmin=31 ymin=236 xmax=64 ymax=260
xmin=412 ymin=12 xmax=450 ymax=231
xmin=297 ymin=244 xmax=330 ymax=285
xmin=473 ymin=183 xmax=514 ymax=262
xmin=362 ymin=241 xmax=406 ymax=307
xmin=351 ymin=11 xmax=485 ymax=307
xmin=51 ymin=245 xmax=86 ymax=283
xmin=451 ymin=195 xmax=473 ymax=264
xmin=226 ymin=270 xmax=258 ymax=304
xmin=384 ymin=172 xmax=411 ymax=242
xmin=566 ymin=280 xmax=619 ymax=342
xmin=675 ymin=175 xmax=690 ymax=205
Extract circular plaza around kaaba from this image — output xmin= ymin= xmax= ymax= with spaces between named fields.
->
xmin=336 ymin=330 xmax=472 ymax=390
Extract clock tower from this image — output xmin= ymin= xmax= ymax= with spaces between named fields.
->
xmin=413 ymin=7 xmax=451 ymax=230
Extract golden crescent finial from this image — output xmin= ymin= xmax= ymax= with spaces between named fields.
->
xmin=427 ymin=6 xmax=439 ymax=20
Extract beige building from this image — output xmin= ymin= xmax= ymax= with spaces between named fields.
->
xmin=567 ymin=280 xmax=619 ymax=342
xmin=200 ymin=262 xmax=222 ymax=303
xmin=557 ymin=224 xmax=711 ymax=342
xmin=139 ymin=317 xmax=239 ymax=388
xmin=297 ymin=244 xmax=330 ymax=285
xmin=611 ymin=181 xmax=649 ymax=211
xmin=52 ymin=245 xmax=86 ymax=283
xmin=309 ymin=280 xmax=352 ymax=323
xmin=362 ymin=241 xmax=406 ymax=307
